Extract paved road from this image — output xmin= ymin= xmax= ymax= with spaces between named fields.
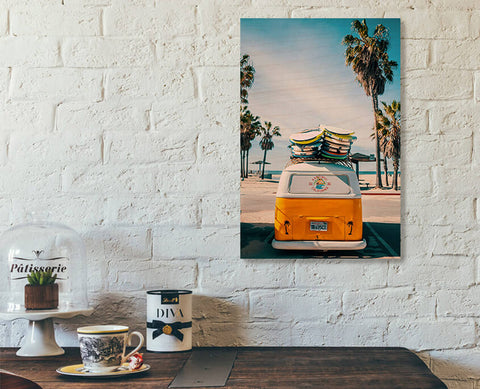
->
xmin=241 ymin=221 xmax=400 ymax=259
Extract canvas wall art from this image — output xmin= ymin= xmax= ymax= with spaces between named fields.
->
xmin=240 ymin=18 xmax=401 ymax=259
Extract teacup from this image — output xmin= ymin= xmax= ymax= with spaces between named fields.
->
xmin=77 ymin=325 xmax=144 ymax=373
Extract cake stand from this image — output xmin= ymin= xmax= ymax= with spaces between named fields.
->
xmin=0 ymin=307 xmax=93 ymax=356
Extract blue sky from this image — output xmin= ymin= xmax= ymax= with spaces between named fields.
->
xmin=241 ymin=18 xmax=401 ymax=171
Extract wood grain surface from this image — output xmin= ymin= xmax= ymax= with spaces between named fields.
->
xmin=0 ymin=372 xmax=43 ymax=389
xmin=0 ymin=347 xmax=446 ymax=389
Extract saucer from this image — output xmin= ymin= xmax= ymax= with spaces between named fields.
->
xmin=57 ymin=363 xmax=150 ymax=378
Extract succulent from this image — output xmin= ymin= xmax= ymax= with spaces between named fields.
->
xmin=27 ymin=270 xmax=57 ymax=286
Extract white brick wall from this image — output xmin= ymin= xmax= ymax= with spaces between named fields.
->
xmin=0 ymin=1 xmax=478 ymax=387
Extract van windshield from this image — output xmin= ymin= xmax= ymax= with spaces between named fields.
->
xmin=288 ymin=174 xmax=351 ymax=195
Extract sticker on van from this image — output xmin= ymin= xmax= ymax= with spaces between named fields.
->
xmin=309 ymin=176 xmax=330 ymax=192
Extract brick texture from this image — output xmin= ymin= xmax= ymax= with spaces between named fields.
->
xmin=0 ymin=2 xmax=478 ymax=387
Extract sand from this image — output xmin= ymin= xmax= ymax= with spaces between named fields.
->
xmin=241 ymin=173 xmax=401 ymax=224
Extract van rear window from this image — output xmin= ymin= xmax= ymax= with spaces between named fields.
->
xmin=288 ymin=174 xmax=351 ymax=194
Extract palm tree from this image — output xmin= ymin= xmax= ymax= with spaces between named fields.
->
xmin=376 ymin=100 xmax=401 ymax=190
xmin=343 ymin=19 xmax=398 ymax=188
xmin=240 ymin=54 xmax=255 ymax=105
xmin=370 ymin=126 xmax=389 ymax=186
xmin=240 ymin=54 xmax=257 ymax=178
xmin=240 ymin=107 xmax=261 ymax=178
xmin=381 ymin=142 xmax=389 ymax=187
xmin=259 ymin=121 xmax=281 ymax=179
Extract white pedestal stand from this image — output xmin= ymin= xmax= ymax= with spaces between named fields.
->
xmin=0 ymin=308 xmax=93 ymax=357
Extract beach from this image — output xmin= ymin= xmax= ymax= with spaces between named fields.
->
xmin=241 ymin=173 xmax=401 ymax=225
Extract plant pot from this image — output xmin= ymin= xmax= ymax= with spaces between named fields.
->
xmin=24 ymin=284 xmax=59 ymax=310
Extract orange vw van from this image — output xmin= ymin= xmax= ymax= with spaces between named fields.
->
xmin=272 ymin=162 xmax=366 ymax=251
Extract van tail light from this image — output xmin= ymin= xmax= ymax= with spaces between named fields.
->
xmin=284 ymin=221 xmax=290 ymax=235
xmin=347 ymin=221 xmax=353 ymax=235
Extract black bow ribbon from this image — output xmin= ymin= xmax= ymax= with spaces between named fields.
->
xmin=147 ymin=320 xmax=192 ymax=341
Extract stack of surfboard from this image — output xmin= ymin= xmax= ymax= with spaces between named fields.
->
xmin=289 ymin=129 xmax=323 ymax=158
xmin=289 ymin=126 xmax=356 ymax=161
xmin=320 ymin=128 xmax=356 ymax=160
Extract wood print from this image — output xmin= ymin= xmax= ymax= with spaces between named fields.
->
xmin=240 ymin=18 xmax=401 ymax=259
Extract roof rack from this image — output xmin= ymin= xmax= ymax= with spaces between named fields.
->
xmin=286 ymin=156 xmax=354 ymax=170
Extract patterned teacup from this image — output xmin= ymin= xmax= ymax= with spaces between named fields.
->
xmin=77 ymin=325 xmax=144 ymax=373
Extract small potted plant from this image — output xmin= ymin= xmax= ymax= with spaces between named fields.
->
xmin=24 ymin=270 xmax=59 ymax=310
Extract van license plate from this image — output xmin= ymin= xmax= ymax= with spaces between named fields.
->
xmin=310 ymin=221 xmax=327 ymax=231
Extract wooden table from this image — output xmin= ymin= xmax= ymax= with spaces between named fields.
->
xmin=0 ymin=347 xmax=446 ymax=388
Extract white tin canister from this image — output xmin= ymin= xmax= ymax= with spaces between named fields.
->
xmin=146 ymin=290 xmax=192 ymax=352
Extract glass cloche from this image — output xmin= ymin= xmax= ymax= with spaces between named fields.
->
xmin=0 ymin=214 xmax=89 ymax=313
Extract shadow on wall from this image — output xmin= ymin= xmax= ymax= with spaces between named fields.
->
xmin=49 ymin=293 xmax=248 ymax=348
xmin=55 ymin=292 xmax=147 ymax=346
xmin=193 ymin=295 xmax=246 ymax=347
xmin=427 ymin=353 xmax=480 ymax=387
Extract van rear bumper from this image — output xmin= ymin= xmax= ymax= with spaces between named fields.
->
xmin=272 ymin=239 xmax=366 ymax=251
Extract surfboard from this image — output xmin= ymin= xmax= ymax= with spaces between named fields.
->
xmin=323 ymin=135 xmax=353 ymax=146
xmin=321 ymin=148 xmax=348 ymax=156
xmin=289 ymin=129 xmax=323 ymax=145
xmin=324 ymin=133 xmax=355 ymax=142
xmin=320 ymin=150 xmax=349 ymax=159
xmin=291 ymin=145 xmax=319 ymax=153
xmin=292 ymin=151 xmax=319 ymax=157
xmin=321 ymin=144 xmax=351 ymax=153
xmin=320 ymin=125 xmax=355 ymax=136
